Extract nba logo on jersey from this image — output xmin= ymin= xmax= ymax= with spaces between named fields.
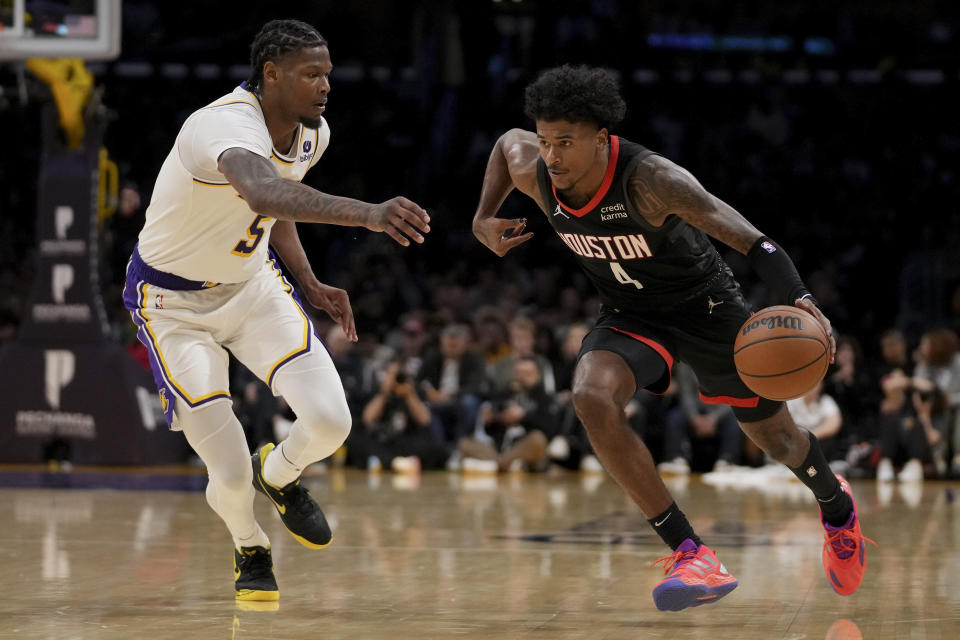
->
xmin=761 ymin=241 xmax=776 ymax=253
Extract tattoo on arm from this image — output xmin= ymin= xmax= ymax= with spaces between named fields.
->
xmin=257 ymin=180 xmax=372 ymax=226
xmin=219 ymin=147 xmax=372 ymax=226
xmin=626 ymin=175 xmax=668 ymax=219
xmin=628 ymin=157 xmax=762 ymax=254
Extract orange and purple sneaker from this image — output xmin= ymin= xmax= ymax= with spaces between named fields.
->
xmin=651 ymin=538 xmax=738 ymax=611
xmin=821 ymin=475 xmax=876 ymax=596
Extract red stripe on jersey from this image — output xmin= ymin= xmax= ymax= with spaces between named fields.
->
xmin=699 ymin=392 xmax=760 ymax=408
xmin=554 ymin=136 xmax=621 ymax=218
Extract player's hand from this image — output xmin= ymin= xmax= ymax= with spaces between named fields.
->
xmin=305 ymin=282 xmax=357 ymax=342
xmin=795 ymin=296 xmax=836 ymax=363
xmin=473 ymin=216 xmax=534 ymax=257
xmin=367 ymin=197 xmax=430 ymax=246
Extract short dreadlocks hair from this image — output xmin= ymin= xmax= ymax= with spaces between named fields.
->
xmin=246 ymin=19 xmax=327 ymax=95
xmin=524 ymin=65 xmax=626 ymax=131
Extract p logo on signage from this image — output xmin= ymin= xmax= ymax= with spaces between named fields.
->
xmin=52 ymin=205 xmax=76 ymax=304
xmin=55 ymin=206 xmax=74 ymax=240
xmin=52 ymin=264 xmax=75 ymax=303
xmin=44 ymin=350 xmax=76 ymax=409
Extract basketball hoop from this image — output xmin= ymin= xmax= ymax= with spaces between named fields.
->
xmin=0 ymin=0 xmax=121 ymax=61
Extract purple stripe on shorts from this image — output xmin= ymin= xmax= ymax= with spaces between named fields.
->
xmin=127 ymin=244 xmax=212 ymax=291
xmin=124 ymin=279 xmax=177 ymax=427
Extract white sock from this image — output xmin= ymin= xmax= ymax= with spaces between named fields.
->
xmin=264 ymin=441 xmax=302 ymax=488
xmin=179 ymin=401 xmax=266 ymax=549
xmin=235 ymin=523 xmax=270 ymax=550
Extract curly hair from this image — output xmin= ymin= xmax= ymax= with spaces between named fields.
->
xmin=246 ymin=19 xmax=327 ymax=95
xmin=523 ymin=65 xmax=626 ymax=131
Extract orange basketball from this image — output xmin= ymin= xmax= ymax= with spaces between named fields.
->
xmin=733 ymin=305 xmax=830 ymax=401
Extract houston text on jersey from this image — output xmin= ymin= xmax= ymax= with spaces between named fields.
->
xmin=556 ymin=232 xmax=653 ymax=262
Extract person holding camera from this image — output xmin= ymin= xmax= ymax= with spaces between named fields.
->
xmin=657 ymin=362 xmax=743 ymax=475
xmin=874 ymin=331 xmax=948 ymax=482
xmin=875 ymin=328 xmax=959 ymax=481
xmin=347 ymin=360 xmax=451 ymax=472
xmin=457 ymin=356 xmax=556 ymax=472
xmin=416 ymin=323 xmax=487 ymax=443
xmin=876 ymin=376 xmax=943 ymax=482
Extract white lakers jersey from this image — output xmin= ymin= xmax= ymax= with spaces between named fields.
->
xmin=137 ymin=85 xmax=330 ymax=283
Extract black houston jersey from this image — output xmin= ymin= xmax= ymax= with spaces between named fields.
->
xmin=536 ymin=136 xmax=722 ymax=311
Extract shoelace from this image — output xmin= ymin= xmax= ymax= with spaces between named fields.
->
xmin=239 ymin=552 xmax=273 ymax=581
xmin=284 ymin=482 xmax=318 ymax=516
xmin=824 ymin=527 xmax=877 ymax=559
xmin=652 ymin=547 xmax=698 ymax=575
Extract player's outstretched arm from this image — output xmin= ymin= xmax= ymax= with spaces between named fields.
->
xmin=628 ymin=156 xmax=835 ymax=361
xmin=219 ymin=147 xmax=430 ymax=247
xmin=472 ymin=129 xmax=543 ymax=257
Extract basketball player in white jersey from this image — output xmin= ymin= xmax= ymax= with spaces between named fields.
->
xmin=123 ymin=19 xmax=430 ymax=601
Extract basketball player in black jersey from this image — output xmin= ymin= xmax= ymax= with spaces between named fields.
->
xmin=472 ymin=66 xmax=873 ymax=612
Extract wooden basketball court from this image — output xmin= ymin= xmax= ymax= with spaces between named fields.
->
xmin=1 ymin=466 xmax=956 ymax=639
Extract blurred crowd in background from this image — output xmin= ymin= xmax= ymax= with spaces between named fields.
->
xmin=1 ymin=1 xmax=959 ymax=479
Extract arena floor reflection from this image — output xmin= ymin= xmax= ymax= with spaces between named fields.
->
xmin=1 ymin=467 xmax=956 ymax=639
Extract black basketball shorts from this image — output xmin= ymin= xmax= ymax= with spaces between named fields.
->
xmin=578 ymin=272 xmax=784 ymax=421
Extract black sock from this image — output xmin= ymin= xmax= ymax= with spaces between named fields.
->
xmin=788 ymin=431 xmax=853 ymax=527
xmin=648 ymin=502 xmax=702 ymax=550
